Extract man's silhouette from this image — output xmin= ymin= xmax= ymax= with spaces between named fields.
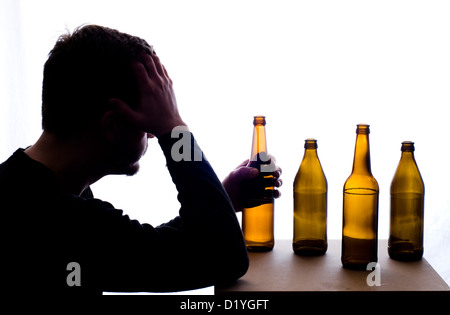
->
xmin=0 ymin=25 xmax=281 ymax=295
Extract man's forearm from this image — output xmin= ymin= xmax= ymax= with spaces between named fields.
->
xmin=157 ymin=128 xmax=248 ymax=286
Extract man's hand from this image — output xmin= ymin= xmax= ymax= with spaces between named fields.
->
xmin=109 ymin=52 xmax=185 ymax=138
xmin=222 ymin=158 xmax=282 ymax=212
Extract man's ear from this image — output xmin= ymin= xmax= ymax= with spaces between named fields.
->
xmin=100 ymin=109 xmax=120 ymax=143
xmin=107 ymin=98 xmax=139 ymax=127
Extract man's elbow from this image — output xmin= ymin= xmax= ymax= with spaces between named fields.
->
xmin=235 ymin=253 xmax=249 ymax=280
xmin=217 ymin=246 xmax=249 ymax=285
xmin=231 ymin=252 xmax=249 ymax=280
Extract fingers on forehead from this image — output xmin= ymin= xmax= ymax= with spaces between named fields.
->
xmin=140 ymin=53 xmax=157 ymax=73
xmin=131 ymin=61 xmax=151 ymax=87
xmin=134 ymin=51 xmax=168 ymax=80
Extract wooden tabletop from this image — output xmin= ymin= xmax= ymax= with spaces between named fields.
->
xmin=216 ymin=239 xmax=449 ymax=293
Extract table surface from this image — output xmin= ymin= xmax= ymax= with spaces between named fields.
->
xmin=217 ymin=239 xmax=450 ymax=293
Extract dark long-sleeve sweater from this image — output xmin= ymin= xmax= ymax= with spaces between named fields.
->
xmin=0 ymin=131 xmax=248 ymax=295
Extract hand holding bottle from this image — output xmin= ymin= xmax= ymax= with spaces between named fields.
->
xmin=222 ymin=158 xmax=282 ymax=213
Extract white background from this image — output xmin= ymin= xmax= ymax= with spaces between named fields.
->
xmin=1 ymin=0 xmax=449 ymax=291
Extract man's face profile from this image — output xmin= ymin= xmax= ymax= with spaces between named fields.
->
xmin=107 ymin=119 xmax=150 ymax=177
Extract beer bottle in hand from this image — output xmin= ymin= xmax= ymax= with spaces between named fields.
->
xmin=242 ymin=116 xmax=275 ymax=252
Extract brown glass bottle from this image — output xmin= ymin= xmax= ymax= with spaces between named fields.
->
xmin=242 ymin=116 xmax=275 ymax=252
xmin=341 ymin=124 xmax=379 ymax=270
xmin=388 ymin=141 xmax=424 ymax=261
xmin=293 ymin=139 xmax=328 ymax=255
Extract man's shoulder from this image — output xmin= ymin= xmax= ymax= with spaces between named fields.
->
xmin=0 ymin=149 xmax=26 ymax=174
xmin=0 ymin=149 xmax=60 ymax=208
xmin=0 ymin=148 xmax=122 ymax=219
xmin=0 ymin=148 xmax=51 ymax=183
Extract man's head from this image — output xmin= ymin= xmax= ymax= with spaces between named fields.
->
xmin=42 ymin=24 xmax=152 ymax=137
xmin=41 ymin=25 xmax=153 ymax=175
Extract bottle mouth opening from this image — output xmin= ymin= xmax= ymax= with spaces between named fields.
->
xmin=401 ymin=141 xmax=415 ymax=152
xmin=304 ymin=138 xmax=318 ymax=149
xmin=253 ymin=115 xmax=266 ymax=126
xmin=356 ymin=124 xmax=370 ymax=134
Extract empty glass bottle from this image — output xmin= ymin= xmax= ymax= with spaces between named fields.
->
xmin=388 ymin=141 xmax=425 ymax=261
xmin=293 ymin=139 xmax=328 ymax=255
xmin=341 ymin=124 xmax=379 ymax=270
xmin=242 ymin=116 xmax=275 ymax=252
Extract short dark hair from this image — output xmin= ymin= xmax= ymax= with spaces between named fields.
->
xmin=41 ymin=25 xmax=152 ymax=137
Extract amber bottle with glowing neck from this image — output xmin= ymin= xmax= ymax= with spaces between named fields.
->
xmin=341 ymin=124 xmax=379 ymax=270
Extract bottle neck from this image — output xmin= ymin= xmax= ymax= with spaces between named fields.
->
xmin=399 ymin=141 xmax=416 ymax=163
xmin=351 ymin=132 xmax=372 ymax=175
xmin=304 ymin=148 xmax=318 ymax=159
xmin=303 ymin=146 xmax=319 ymax=163
xmin=400 ymin=150 xmax=414 ymax=160
xmin=302 ymin=138 xmax=318 ymax=159
xmin=249 ymin=116 xmax=268 ymax=163
xmin=250 ymin=123 xmax=268 ymax=162
xmin=398 ymin=150 xmax=418 ymax=173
